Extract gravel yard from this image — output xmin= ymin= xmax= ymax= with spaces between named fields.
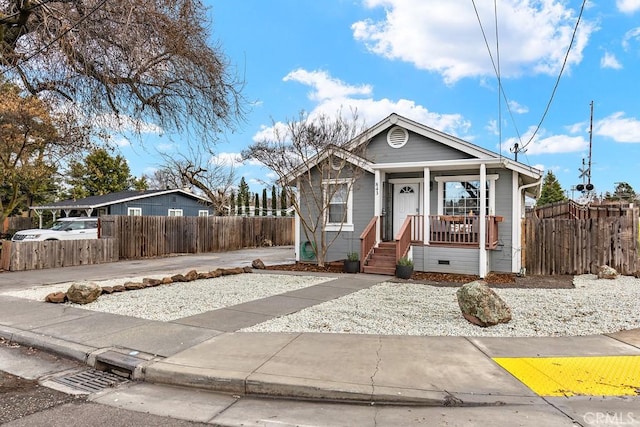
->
xmin=3 ymin=273 xmax=639 ymax=337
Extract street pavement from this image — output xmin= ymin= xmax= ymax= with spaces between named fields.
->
xmin=1 ymin=246 xmax=639 ymax=426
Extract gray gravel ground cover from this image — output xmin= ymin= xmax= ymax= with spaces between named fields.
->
xmin=3 ymin=274 xmax=639 ymax=337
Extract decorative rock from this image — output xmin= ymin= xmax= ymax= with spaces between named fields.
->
xmin=243 ymin=266 xmax=253 ymax=273
xmin=209 ymin=269 xmax=223 ymax=278
xmin=171 ymin=274 xmax=188 ymax=282
xmin=221 ymin=267 xmax=243 ymax=275
xmin=45 ymin=292 xmax=66 ymax=303
xmin=67 ymin=282 xmax=102 ymax=304
xmin=161 ymin=277 xmax=173 ymax=284
xmin=456 ymin=281 xmax=511 ymax=327
xmin=252 ymin=259 xmax=266 ymax=269
xmin=197 ymin=272 xmax=211 ymax=280
xmin=124 ymin=281 xmax=145 ymax=290
xmin=143 ymin=278 xmax=162 ymax=286
xmin=598 ymin=265 xmax=619 ymax=280
xmin=112 ymin=285 xmax=126 ymax=292
xmin=185 ymin=270 xmax=198 ymax=281
xmin=101 ymin=286 xmax=115 ymax=294
xmin=261 ymin=239 xmax=273 ymax=247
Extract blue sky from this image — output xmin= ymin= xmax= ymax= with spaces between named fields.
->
xmin=119 ymin=0 xmax=640 ymax=198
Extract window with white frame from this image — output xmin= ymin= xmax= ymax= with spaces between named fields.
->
xmin=127 ymin=207 xmax=142 ymax=216
xmin=198 ymin=210 xmax=209 ymax=217
xmin=323 ymin=179 xmax=354 ymax=231
xmin=168 ymin=209 xmax=183 ymax=217
xmin=435 ymin=175 xmax=498 ymax=216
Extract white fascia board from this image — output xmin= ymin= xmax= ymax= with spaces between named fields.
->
xmin=285 ymin=149 xmax=373 ymax=186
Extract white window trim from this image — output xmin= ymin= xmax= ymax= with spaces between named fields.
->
xmin=198 ymin=210 xmax=209 ymax=217
xmin=168 ymin=208 xmax=183 ymax=217
xmin=128 ymin=207 xmax=142 ymax=216
xmin=435 ymin=174 xmax=499 ymax=215
xmin=322 ymin=178 xmax=354 ymax=232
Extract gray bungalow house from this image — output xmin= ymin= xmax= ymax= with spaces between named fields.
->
xmin=289 ymin=113 xmax=542 ymax=278
xmin=30 ymin=189 xmax=214 ymax=227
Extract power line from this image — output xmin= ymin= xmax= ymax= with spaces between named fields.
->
xmin=471 ymin=0 xmax=524 ymax=158
xmin=518 ymin=0 xmax=588 ymax=152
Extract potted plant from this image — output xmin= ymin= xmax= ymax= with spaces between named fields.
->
xmin=343 ymin=252 xmax=360 ymax=273
xmin=396 ymin=256 xmax=414 ymax=279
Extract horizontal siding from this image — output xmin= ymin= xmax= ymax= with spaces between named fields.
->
xmin=422 ymin=246 xmax=480 ymax=275
xmin=366 ymin=130 xmax=473 ymax=164
xmin=109 ymin=193 xmax=213 ymax=216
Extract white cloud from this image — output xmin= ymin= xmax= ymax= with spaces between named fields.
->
xmin=532 ymin=163 xmax=546 ymax=172
xmin=112 ymin=137 xmax=131 ymax=147
xmin=501 ymin=127 xmax=588 ymax=155
xmin=352 ymin=0 xmax=596 ymax=84
xmin=594 ymin=112 xmax=640 ymax=143
xmin=210 ymin=152 xmax=244 ymax=167
xmin=622 ymin=27 xmax=640 ymax=50
xmin=600 ymin=52 xmax=622 ymax=69
xmin=284 ymin=69 xmax=372 ymax=101
xmin=276 ymin=68 xmax=471 ymax=138
xmin=617 ymin=0 xmax=640 ymax=13
xmin=508 ymin=100 xmax=529 ymax=114
xmin=92 ymin=113 xmax=163 ymax=134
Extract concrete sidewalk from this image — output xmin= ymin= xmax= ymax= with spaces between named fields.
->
xmin=1 ymin=248 xmax=640 ymax=408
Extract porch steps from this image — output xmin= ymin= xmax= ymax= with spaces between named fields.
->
xmin=363 ymin=242 xmax=397 ymax=275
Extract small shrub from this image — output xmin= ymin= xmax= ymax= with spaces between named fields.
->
xmin=397 ymin=256 xmax=413 ymax=267
xmin=347 ymin=252 xmax=359 ymax=261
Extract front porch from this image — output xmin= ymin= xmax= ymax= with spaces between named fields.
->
xmin=359 ymin=214 xmax=503 ymax=275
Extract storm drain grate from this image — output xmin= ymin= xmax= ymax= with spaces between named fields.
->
xmin=51 ymin=369 xmax=129 ymax=393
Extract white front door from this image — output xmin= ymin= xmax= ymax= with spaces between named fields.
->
xmin=393 ymin=183 xmax=420 ymax=238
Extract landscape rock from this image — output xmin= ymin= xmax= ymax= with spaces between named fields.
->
xmin=197 ymin=272 xmax=211 ymax=280
xmin=220 ymin=267 xmax=243 ymax=275
xmin=243 ymin=266 xmax=253 ymax=273
xmin=45 ymin=292 xmax=66 ymax=303
xmin=261 ymin=239 xmax=273 ymax=247
xmin=112 ymin=285 xmax=126 ymax=292
xmin=101 ymin=286 xmax=115 ymax=294
xmin=598 ymin=265 xmax=619 ymax=280
xmin=209 ymin=269 xmax=222 ymax=278
xmin=252 ymin=259 xmax=266 ymax=269
xmin=456 ymin=281 xmax=511 ymax=327
xmin=171 ymin=274 xmax=188 ymax=282
xmin=124 ymin=281 xmax=145 ymax=290
xmin=143 ymin=278 xmax=162 ymax=286
xmin=66 ymin=282 xmax=102 ymax=304
xmin=185 ymin=270 xmax=198 ymax=281
xmin=161 ymin=277 xmax=173 ymax=284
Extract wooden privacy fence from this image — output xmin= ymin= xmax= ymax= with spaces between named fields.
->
xmin=1 ymin=238 xmax=118 ymax=271
xmin=100 ymin=215 xmax=295 ymax=259
xmin=530 ymin=200 xmax=633 ymax=219
xmin=524 ymin=215 xmax=639 ymax=275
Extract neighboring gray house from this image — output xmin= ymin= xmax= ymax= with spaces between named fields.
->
xmin=30 ymin=189 xmax=214 ymax=227
xmin=289 ymin=113 xmax=543 ymax=278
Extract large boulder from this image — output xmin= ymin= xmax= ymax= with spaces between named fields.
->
xmin=597 ymin=265 xmax=619 ymax=280
xmin=252 ymin=259 xmax=266 ymax=269
xmin=456 ymin=281 xmax=511 ymax=327
xmin=66 ymin=282 xmax=102 ymax=304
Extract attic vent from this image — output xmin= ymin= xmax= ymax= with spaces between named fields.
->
xmin=387 ymin=126 xmax=408 ymax=148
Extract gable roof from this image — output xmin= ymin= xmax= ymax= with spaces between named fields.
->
xmin=31 ymin=189 xmax=210 ymax=211
xmin=286 ymin=113 xmax=542 ymax=183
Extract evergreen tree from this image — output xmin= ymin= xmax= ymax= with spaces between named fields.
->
xmin=262 ymin=188 xmax=267 ymax=216
xmin=280 ymin=188 xmax=288 ymax=216
xmin=254 ymin=193 xmax=259 ymax=216
xmin=271 ymin=185 xmax=277 ymax=216
xmin=608 ymin=182 xmax=636 ymax=201
xmin=537 ymin=171 xmax=566 ymax=206
xmin=238 ymin=177 xmax=249 ymax=216
xmin=229 ymin=191 xmax=236 ymax=216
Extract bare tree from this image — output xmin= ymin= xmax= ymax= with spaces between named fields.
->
xmin=0 ymin=0 xmax=244 ymax=143
xmin=242 ymin=110 xmax=369 ymax=267
xmin=158 ymin=148 xmax=236 ymax=215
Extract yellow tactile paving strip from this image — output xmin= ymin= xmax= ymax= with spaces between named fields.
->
xmin=493 ymin=356 xmax=640 ymax=397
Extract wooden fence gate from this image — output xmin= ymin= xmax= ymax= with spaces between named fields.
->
xmin=524 ymin=215 xmax=639 ymax=275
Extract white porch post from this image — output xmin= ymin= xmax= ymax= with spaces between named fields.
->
xmin=511 ymin=172 xmax=521 ymax=273
xmin=294 ymin=181 xmax=301 ymax=262
xmin=374 ymin=170 xmax=381 ymax=243
xmin=423 ymin=167 xmax=430 ymax=244
xmin=479 ymin=164 xmax=487 ymax=278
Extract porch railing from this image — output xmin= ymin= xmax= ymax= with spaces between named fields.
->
xmin=395 ymin=216 xmax=412 ymax=261
xmin=409 ymin=215 xmax=502 ymax=249
xmin=360 ymin=216 xmax=378 ymax=272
